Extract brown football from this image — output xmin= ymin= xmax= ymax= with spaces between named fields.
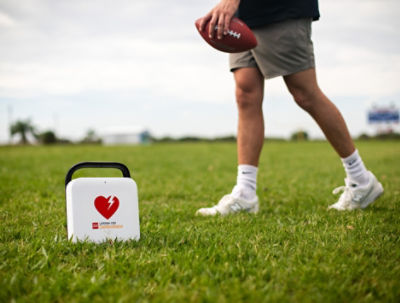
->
xmin=195 ymin=17 xmax=257 ymax=53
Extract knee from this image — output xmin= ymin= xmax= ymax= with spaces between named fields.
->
xmin=235 ymin=83 xmax=263 ymax=112
xmin=289 ymin=88 xmax=319 ymax=113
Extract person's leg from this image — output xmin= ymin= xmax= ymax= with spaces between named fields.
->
xmin=284 ymin=68 xmax=383 ymax=210
xmin=231 ymin=67 xmax=265 ymax=200
xmin=283 ymin=68 xmax=369 ymax=183
xmin=283 ymin=68 xmax=354 ymax=158
xmin=196 ymin=67 xmax=264 ymax=216
xmin=235 ymin=67 xmax=265 ymax=166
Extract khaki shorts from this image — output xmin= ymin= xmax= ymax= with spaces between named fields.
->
xmin=229 ymin=18 xmax=315 ymax=79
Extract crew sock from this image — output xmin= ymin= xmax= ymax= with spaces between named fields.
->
xmin=231 ymin=164 xmax=258 ymax=200
xmin=341 ymin=149 xmax=370 ymax=186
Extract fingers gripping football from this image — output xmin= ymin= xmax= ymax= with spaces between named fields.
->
xmin=199 ymin=0 xmax=240 ymax=39
xmin=195 ymin=17 xmax=257 ymax=53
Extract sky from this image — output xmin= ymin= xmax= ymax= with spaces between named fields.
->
xmin=0 ymin=0 xmax=399 ymax=143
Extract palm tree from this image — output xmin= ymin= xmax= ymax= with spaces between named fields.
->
xmin=10 ymin=119 xmax=36 ymax=144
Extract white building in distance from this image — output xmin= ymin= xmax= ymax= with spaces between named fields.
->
xmin=101 ymin=126 xmax=150 ymax=145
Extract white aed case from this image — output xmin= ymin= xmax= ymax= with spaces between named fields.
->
xmin=65 ymin=162 xmax=140 ymax=243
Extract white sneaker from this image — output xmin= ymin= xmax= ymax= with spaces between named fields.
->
xmin=329 ymin=171 xmax=383 ymax=211
xmin=196 ymin=194 xmax=259 ymax=216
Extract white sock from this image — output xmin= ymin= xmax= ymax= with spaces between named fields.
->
xmin=231 ymin=164 xmax=258 ymax=200
xmin=341 ymin=149 xmax=370 ymax=186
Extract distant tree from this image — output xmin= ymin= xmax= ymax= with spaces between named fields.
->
xmin=215 ymin=135 xmax=236 ymax=142
xmin=10 ymin=119 xmax=36 ymax=144
xmin=375 ymin=132 xmax=400 ymax=140
xmin=178 ymin=136 xmax=202 ymax=142
xmin=81 ymin=129 xmax=101 ymax=144
xmin=37 ymin=130 xmax=57 ymax=144
xmin=291 ymin=130 xmax=309 ymax=141
xmin=155 ymin=136 xmax=175 ymax=143
xmin=57 ymin=138 xmax=72 ymax=144
xmin=358 ymin=133 xmax=371 ymax=140
xmin=358 ymin=132 xmax=400 ymax=140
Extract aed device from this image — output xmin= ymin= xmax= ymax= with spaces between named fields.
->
xmin=65 ymin=162 xmax=140 ymax=243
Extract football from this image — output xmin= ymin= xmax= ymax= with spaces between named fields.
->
xmin=195 ymin=17 xmax=257 ymax=53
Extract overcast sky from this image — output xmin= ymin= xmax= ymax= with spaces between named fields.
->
xmin=0 ymin=0 xmax=399 ymax=143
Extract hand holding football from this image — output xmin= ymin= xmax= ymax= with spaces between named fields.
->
xmin=195 ymin=17 xmax=257 ymax=53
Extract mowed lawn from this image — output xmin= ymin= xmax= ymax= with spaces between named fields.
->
xmin=0 ymin=141 xmax=399 ymax=302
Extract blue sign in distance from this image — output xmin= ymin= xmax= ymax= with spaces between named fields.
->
xmin=368 ymin=109 xmax=399 ymax=123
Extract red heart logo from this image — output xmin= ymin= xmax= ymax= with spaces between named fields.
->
xmin=94 ymin=195 xmax=120 ymax=219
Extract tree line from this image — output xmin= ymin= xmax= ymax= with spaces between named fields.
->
xmin=9 ymin=119 xmax=100 ymax=145
xmin=8 ymin=119 xmax=399 ymax=145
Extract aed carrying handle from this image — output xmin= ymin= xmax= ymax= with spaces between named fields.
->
xmin=65 ymin=162 xmax=131 ymax=187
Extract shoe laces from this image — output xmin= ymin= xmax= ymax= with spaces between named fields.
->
xmin=333 ymin=184 xmax=362 ymax=204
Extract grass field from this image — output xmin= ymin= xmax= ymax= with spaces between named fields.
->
xmin=1 ymin=141 xmax=399 ymax=302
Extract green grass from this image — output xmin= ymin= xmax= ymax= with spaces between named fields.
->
xmin=1 ymin=141 xmax=399 ymax=302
